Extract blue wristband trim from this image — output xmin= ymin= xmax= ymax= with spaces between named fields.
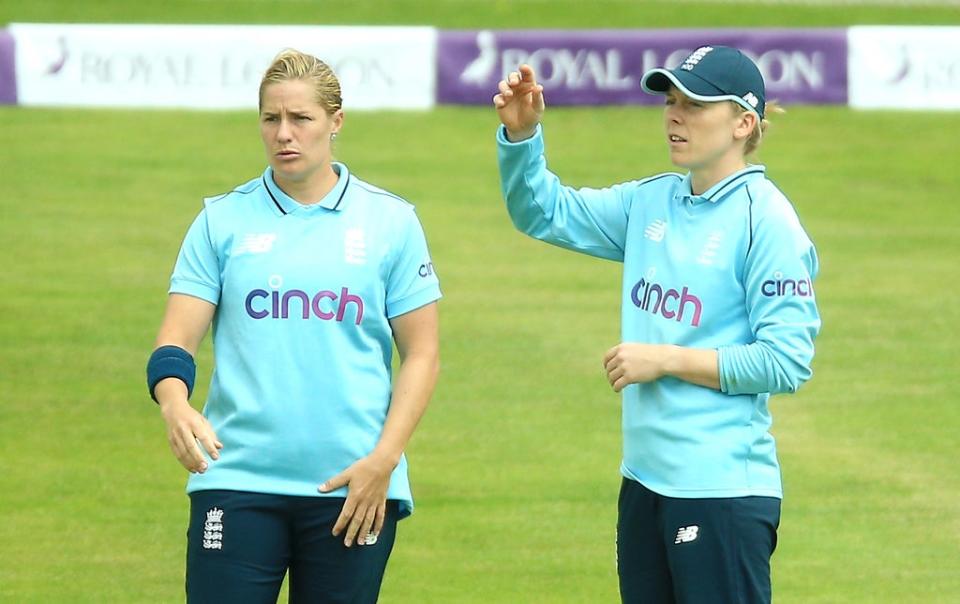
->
xmin=147 ymin=345 xmax=196 ymax=403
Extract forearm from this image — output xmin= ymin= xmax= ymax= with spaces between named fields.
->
xmin=718 ymin=339 xmax=813 ymax=395
xmin=372 ymin=351 xmax=440 ymax=466
xmin=497 ymin=124 xmax=555 ymax=238
xmin=663 ymin=345 xmax=720 ymax=390
xmin=154 ymin=378 xmax=191 ymax=408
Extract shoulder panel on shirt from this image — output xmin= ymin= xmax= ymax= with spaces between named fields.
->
xmin=744 ymin=178 xmax=805 ymax=230
xmin=203 ymin=176 xmax=263 ymax=207
xmin=622 ymin=172 xmax=684 ymax=209
xmin=743 ymin=178 xmax=814 ymax=263
xmin=634 ymin=171 xmax=684 ymax=188
xmin=350 ymin=178 xmax=414 ymax=210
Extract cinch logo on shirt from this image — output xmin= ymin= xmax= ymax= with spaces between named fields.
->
xmin=630 ymin=278 xmax=703 ymax=327
xmin=244 ymin=275 xmax=364 ymax=324
xmin=418 ymin=261 xmax=435 ymax=278
xmin=761 ymin=272 xmax=814 ymax=298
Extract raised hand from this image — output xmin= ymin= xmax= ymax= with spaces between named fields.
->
xmin=493 ymin=64 xmax=545 ymax=142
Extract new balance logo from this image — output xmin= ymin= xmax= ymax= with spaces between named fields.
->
xmin=644 ymin=219 xmax=667 ymax=242
xmin=234 ymin=233 xmax=277 ymax=255
xmin=674 ymin=525 xmax=699 ymax=544
xmin=345 ymin=228 xmax=367 ymax=265
xmin=203 ymin=507 xmax=224 ymax=550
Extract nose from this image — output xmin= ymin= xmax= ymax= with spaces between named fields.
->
xmin=276 ymin=117 xmax=293 ymax=142
xmin=665 ymin=104 xmax=682 ymax=125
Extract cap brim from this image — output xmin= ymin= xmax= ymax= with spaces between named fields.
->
xmin=640 ymin=68 xmax=762 ymax=117
xmin=641 ymin=68 xmax=724 ymax=98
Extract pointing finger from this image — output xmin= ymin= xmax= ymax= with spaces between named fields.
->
xmin=519 ymin=64 xmax=537 ymax=84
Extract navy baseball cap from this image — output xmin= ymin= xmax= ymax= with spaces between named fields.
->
xmin=641 ymin=46 xmax=766 ymax=119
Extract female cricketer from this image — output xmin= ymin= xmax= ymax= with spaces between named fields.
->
xmin=493 ymin=46 xmax=820 ymax=603
xmin=146 ymin=49 xmax=441 ymax=603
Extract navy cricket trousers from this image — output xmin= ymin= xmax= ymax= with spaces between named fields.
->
xmin=617 ymin=478 xmax=781 ymax=604
xmin=186 ymin=490 xmax=398 ymax=604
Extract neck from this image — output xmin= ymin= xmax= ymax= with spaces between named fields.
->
xmin=690 ymin=154 xmax=747 ymax=196
xmin=274 ymin=163 xmax=339 ymax=205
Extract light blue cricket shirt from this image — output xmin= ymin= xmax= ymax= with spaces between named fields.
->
xmin=169 ymin=163 xmax=441 ymax=516
xmin=497 ymin=125 xmax=820 ymax=499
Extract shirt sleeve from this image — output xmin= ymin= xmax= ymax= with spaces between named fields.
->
xmin=718 ymin=197 xmax=821 ymax=395
xmin=169 ymin=208 xmax=221 ymax=304
xmin=496 ymin=124 xmax=630 ymax=262
xmin=385 ymin=208 xmax=442 ymax=319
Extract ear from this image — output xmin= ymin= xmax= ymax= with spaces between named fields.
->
xmin=733 ymin=110 xmax=758 ymax=142
xmin=331 ymin=109 xmax=345 ymax=135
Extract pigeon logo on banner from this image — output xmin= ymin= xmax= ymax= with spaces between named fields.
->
xmin=43 ymin=36 xmax=69 ymax=76
xmin=461 ymin=30 xmax=499 ymax=85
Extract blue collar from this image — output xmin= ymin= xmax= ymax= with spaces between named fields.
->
xmin=262 ymin=162 xmax=351 ymax=215
xmin=676 ymin=165 xmax=766 ymax=205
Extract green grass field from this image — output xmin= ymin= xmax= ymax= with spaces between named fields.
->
xmin=2 ymin=2 xmax=960 ymax=602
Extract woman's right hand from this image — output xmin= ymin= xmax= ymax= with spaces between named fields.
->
xmin=493 ymin=64 xmax=545 ymax=142
xmin=158 ymin=386 xmax=222 ymax=473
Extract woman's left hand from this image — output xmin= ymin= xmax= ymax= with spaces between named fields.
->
xmin=319 ymin=452 xmax=397 ymax=547
xmin=603 ymin=343 xmax=669 ymax=391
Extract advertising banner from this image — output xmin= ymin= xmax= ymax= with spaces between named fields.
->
xmin=0 ymin=29 xmax=15 ymax=104
xmin=438 ymin=29 xmax=848 ymax=106
xmin=9 ymin=23 xmax=437 ymax=110
xmin=849 ymin=26 xmax=960 ymax=110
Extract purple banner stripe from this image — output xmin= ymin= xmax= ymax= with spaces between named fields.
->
xmin=438 ymin=29 xmax=848 ymax=106
xmin=0 ymin=29 xmax=16 ymax=105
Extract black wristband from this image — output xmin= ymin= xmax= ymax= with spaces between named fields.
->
xmin=146 ymin=345 xmax=196 ymax=403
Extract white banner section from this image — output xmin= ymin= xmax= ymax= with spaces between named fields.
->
xmin=849 ymin=26 xmax=960 ymax=110
xmin=10 ymin=23 xmax=437 ymax=110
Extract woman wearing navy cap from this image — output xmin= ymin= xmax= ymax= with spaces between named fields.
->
xmin=494 ymin=46 xmax=820 ymax=603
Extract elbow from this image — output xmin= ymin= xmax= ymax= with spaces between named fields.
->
xmin=504 ymin=195 xmax=547 ymax=239
xmin=767 ymin=354 xmax=813 ymax=394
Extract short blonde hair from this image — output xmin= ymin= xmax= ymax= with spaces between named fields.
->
xmin=734 ymin=100 xmax=785 ymax=156
xmin=259 ymin=49 xmax=342 ymax=115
